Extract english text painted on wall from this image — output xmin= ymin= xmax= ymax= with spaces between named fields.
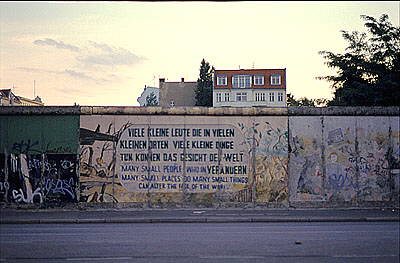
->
xmin=117 ymin=124 xmax=250 ymax=193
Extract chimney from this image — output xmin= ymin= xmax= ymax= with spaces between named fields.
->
xmin=159 ymin=78 xmax=165 ymax=88
xmin=181 ymin=78 xmax=184 ymax=82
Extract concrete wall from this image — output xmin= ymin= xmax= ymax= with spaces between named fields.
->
xmin=289 ymin=115 xmax=400 ymax=206
xmin=0 ymin=110 xmax=80 ymax=204
xmin=0 ymin=106 xmax=398 ymax=207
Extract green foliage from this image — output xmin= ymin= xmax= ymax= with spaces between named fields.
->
xmin=145 ymin=92 xmax=158 ymax=106
xmin=286 ymin=93 xmax=328 ymax=107
xmin=318 ymin=14 xmax=400 ymax=106
xmin=287 ymin=93 xmax=301 ymax=106
xmin=195 ymin=58 xmax=214 ymax=106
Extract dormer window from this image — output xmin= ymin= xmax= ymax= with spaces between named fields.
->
xmin=217 ymin=75 xmax=227 ymax=86
xmin=254 ymin=75 xmax=264 ymax=85
xmin=271 ymin=74 xmax=281 ymax=85
xmin=232 ymin=75 xmax=252 ymax=88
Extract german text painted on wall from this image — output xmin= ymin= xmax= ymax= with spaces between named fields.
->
xmin=116 ymin=124 xmax=250 ymax=192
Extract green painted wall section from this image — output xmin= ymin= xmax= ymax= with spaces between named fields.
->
xmin=0 ymin=115 xmax=79 ymax=154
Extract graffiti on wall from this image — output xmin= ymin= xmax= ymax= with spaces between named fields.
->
xmin=289 ymin=129 xmax=325 ymax=201
xmin=2 ymin=113 xmax=399 ymax=206
xmin=79 ymin=122 xmax=130 ymax=203
xmin=324 ymin=124 xmax=400 ymax=202
xmin=238 ymin=120 xmax=288 ymax=202
xmin=0 ymin=153 xmax=78 ymax=204
xmin=355 ymin=126 xmax=400 ymax=201
xmin=289 ymin=117 xmax=400 ymax=203
xmin=324 ymin=128 xmax=355 ymax=202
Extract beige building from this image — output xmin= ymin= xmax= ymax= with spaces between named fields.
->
xmin=213 ymin=68 xmax=287 ymax=107
xmin=0 ymin=89 xmax=44 ymax=106
xmin=158 ymin=78 xmax=197 ymax=107
xmin=18 ymin=96 xmax=44 ymax=106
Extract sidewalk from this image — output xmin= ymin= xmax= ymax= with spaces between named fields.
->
xmin=1 ymin=207 xmax=399 ymax=224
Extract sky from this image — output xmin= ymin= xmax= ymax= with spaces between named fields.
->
xmin=0 ymin=1 xmax=399 ymax=106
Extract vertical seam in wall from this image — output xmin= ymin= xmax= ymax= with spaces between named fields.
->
xmin=112 ymin=115 xmax=116 ymax=206
xmin=76 ymin=116 xmax=80 ymax=204
xmin=41 ymin=116 xmax=46 ymax=204
xmin=321 ymin=115 xmax=326 ymax=202
xmin=40 ymin=153 xmax=45 ymax=204
xmin=287 ymin=112 xmax=291 ymax=207
xmin=252 ymin=117 xmax=256 ymax=203
xmin=388 ymin=117 xmax=394 ymax=201
xmin=354 ymin=117 xmax=360 ymax=204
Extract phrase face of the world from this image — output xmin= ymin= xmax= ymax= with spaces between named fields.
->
xmin=116 ymin=125 xmax=250 ymax=192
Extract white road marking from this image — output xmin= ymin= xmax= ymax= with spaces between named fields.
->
xmin=0 ymin=241 xmax=39 ymax=244
xmin=332 ymin=254 xmax=399 ymax=258
xmin=66 ymin=257 xmax=133 ymax=261
xmin=200 ymin=255 xmax=265 ymax=259
xmin=200 ymin=254 xmax=399 ymax=259
xmin=214 ymin=213 xmax=237 ymax=216
xmin=1 ymin=233 xmax=81 ymax=236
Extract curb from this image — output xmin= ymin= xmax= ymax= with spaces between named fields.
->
xmin=1 ymin=217 xmax=399 ymax=224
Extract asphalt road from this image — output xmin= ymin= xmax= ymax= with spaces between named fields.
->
xmin=1 ymin=222 xmax=399 ymax=263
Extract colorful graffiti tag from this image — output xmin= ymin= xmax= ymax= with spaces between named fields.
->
xmin=0 ymin=154 xmax=78 ymax=204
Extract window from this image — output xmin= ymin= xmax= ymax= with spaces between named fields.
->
xmin=278 ymin=92 xmax=284 ymax=102
xmin=269 ymin=92 xmax=275 ymax=102
xmin=255 ymin=93 xmax=265 ymax=101
xmin=232 ymin=75 xmax=252 ymax=88
xmin=170 ymin=100 xmax=175 ymax=107
xmin=236 ymin=92 xmax=247 ymax=102
xmin=216 ymin=93 xmax=222 ymax=102
xmin=254 ymin=75 xmax=264 ymax=85
xmin=217 ymin=75 xmax=227 ymax=86
xmin=271 ymin=74 xmax=281 ymax=85
xmin=224 ymin=93 xmax=230 ymax=102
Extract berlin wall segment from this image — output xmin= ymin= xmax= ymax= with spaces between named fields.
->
xmin=79 ymin=114 xmax=288 ymax=204
xmin=288 ymin=107 xmax=400 ymax=207
xmin=0 ymin=111 xmax=80 ymax=205
xmin=289 ymin=116 xmax=396 ymax=203
xmin=0 ymin=106 xmax=399 ymax=208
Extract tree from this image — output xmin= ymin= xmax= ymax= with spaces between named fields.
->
xmin=287 ymin=93 xmax=328 ymax=107
xmin=195 ymin=58 xmax=214 ymax=106
xmin=145 ymin=92 xmax=158 ymax=106
xmin=286 ymin=93 xmax=299 ymax=106
xmin=318 ymin=14 xmax=400 ymax=106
